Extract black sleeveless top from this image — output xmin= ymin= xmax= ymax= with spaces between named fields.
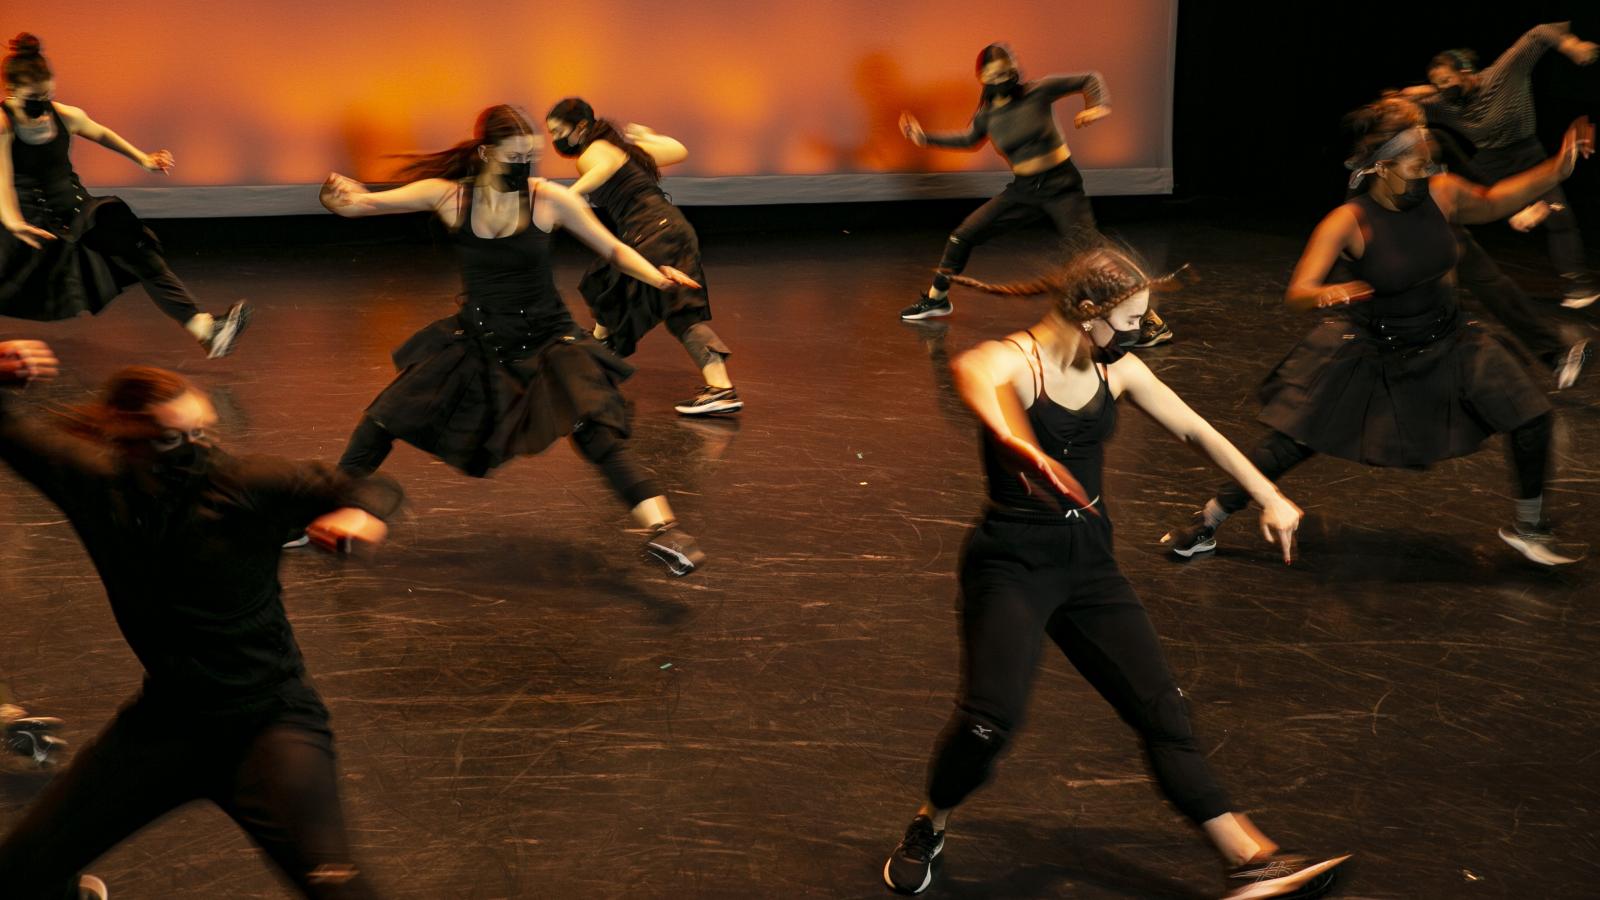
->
xmin=982 ymin=334 xmax=1117 ymax=520
xmin=2 ymin=102 xmax=89 ymax=234
xmin=1342 ymin=192 xmax=1459 ymax=321
xmin=452 ymin=182 xmax=573 ymax=360
xmin=589 ymin=155 xmax=669 ymax=227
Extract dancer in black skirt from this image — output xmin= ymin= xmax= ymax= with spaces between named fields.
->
xmin=1405 ymin=23 xmax=1598 ymax=306
xmin=883 ymin=245 xmax=1348 ymax=899
xmin=321 ymin=105 xmax=706 ymax=575
xmin=1164 ymin=100 xmax=1594 ymax=566
xmin=545 ymin=99 xmax=741 ymax=416
xmin=0 ymin=352 xmax=400 ymax=899
xmin=897 ymin=43 xmax=1172 ymax=348
xmin=0 ymin=34 xmax=249 ymax=357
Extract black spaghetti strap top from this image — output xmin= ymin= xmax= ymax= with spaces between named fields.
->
xmin=451 ymin=182 xmax=574 ymax=360
xmin=589 ymin=156 xmax=669 ymax=227
xmin=3 ymin=102 xmax=88 ymax=232
xmin=982 ymin=331 xmax=1117 ymax=519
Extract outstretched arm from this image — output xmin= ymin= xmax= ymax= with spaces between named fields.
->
xmin=319 ymin=173 xmax=456 ymax=218
xmin=1111 ymin=353 xmax=1300 ymax=563
xmin=0 ymin=342 xmax=113 ymax=506
xmin=534 ymin=180 xmax=700 ymax=290
xmin=624 ymin=124 xmax=689 ymax=167
xmin=54 ymin=104 xmax=171 ymax=174
xmin=1034 ymin=72 xmax=1112 ymax=127
xmin=237 ymin=456 xmax=404 ymax=553
xmin=1441 ymin=118 xmax=1592 ymax=224
xmin=950 ymin=339 xmax=1094 ymax=508
xmin=902 ymin=111 xmax=987 ymax=149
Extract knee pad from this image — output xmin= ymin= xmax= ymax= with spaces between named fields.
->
xmin=926 ymin=710 xmax=1012 ymax=809
xmin=677 ymin=322 xmax=729 ymax=370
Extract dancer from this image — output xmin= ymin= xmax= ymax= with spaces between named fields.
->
xmin=882 ymin=245 xmax=1347 ymax=899
xmin=321 ymin=105 xmax=705 ymax=575
xmin=0 ymin=347 xmax=396 ymax=898
xmin=1164 ymin=101 xmax=1593 ymax=566
xmin=897 ymin=43 xmax=1172 ymax=348
xmin=545 ymin=99 xmax=741 ymax=416
xmin=0 ymin=34 xmax=248 ymax=356
xmin=1408 ymin=23 xmax=1599 ymax=306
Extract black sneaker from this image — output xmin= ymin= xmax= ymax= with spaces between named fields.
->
xmin=1223 ymin=852 xmax=1349 ymax=899
xmin=883 ymin=815 xmax=945 ymax=895
xmin=1498 ymin=520 xmax=1587 ymax=566
xmin=644 ymin=522 xmax=705 ymax=576
xmin=900 ymin=294 xmax=953 ymax=321
xmin=1129 ymin=310 xmax=1173 ymax=348
xmin=1554 ymin=340 xmax=1591 ymax=390
xmin=1161 ymin=512 xmax=1217 ymax=558
xmin=1560 ymin=274 xmax=1600 ymax=310
xmin=283 ymin=533 xmax=311 ymax=549
xmin=2 ymin=704 xmax=66 ymax=767
xmin=674 ymin=385 xmax=743 ymax=416
xmin=204 ymin=301 xmax=252 ymax=359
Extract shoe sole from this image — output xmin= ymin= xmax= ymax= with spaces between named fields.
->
xmin=1556 ymin=342 xmax=1591 ymax=390
xmin=645 ymin=544 xmax=704 ymax=576
xmin=901 ymin=306 xmax=953 ymax=321
xmin=1497 ymin=528 xmax=1585 ymax=566
xmin=207 ymin=302 xmax=252 ymax=359
xmin=675 ymin=399 xmax=744 ymax=416
xmin=282 ymin=536 xmax=312 ymax=549
xmin=1131 ymin=330 xmax=1174 ymax=348
xmin=1165 ymin=535 xmax=1217 ymax=558
xmin=882 ymin=836 xmax=943 ymax=895
xmin=1224 ymin=854 xmax=1350 ymax=900
xmin=1561 ymin=294 xmax=1600 ymax=309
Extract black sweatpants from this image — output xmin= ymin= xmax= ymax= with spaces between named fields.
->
xmin=80 ymin=213 xmax=203 ymax=327
xmin=1214 ymin=416 xmax=1554 ymax=515
xmin=0 ymin=693 xmax=374 ymax=899
xmin=931 ymin=159 xmax=1097 ymax=292
xmin=925 ymin=515 xmax=1233 ymax=825
xmin=1471 ymin=137 xmax=1591 ymax=289
xmin=1455 ymin=228 xmax=1565 ymax=367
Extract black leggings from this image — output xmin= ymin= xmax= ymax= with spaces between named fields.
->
xmin=338 ymin=415 xmax=660 ymax=509
xmin=1215 ymin=415 xmax=1554 ymax=515
xmin=931 ymin=160 xmax=1096 ymax=293
xmin=80 ymin=220 xmax=203 ymax=326
xmin=925 ymin=516 xmax=1233 ymax=825
xmin=0 ymin=696 xmax=373 ymax=899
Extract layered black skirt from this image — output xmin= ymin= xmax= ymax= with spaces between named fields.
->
xmin=364 ymin=317 xmax=634 ymax=477
xmin=1258 ymin=307 xmax=1550 ymax=468
xmin=577 ymin=199 xmax=719 ymax=358
xmin=0 ymin=194 xmax=154 ymax=321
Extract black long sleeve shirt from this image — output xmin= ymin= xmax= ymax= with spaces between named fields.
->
xmin=924 ymin=73 xmax=1110 ymax=165
xmin=1418 ymin=24 xmax=1568 ymax=150
xmin=0 ymin=392 xmax=404 ymax=715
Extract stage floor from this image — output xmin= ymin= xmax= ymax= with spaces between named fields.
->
xmin=1 ymin=211 xmax=1596 ymax=898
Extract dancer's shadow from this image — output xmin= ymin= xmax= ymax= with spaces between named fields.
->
xmin=397 ymin=531 xmax=693 ymax=626
xmin=932 ymin=822 xmax=1209 ymax=899
xmin=903 ymin=319 xmax=977 ymax=434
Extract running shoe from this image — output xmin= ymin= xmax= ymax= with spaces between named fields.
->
xmin=1223 ymin=852 xmax=1349 ymax=899
xmin=1162 ymin=511 xmax=1217 ymax=558
xmin=675 ymin=386 xmax=743 ymax=416
xmin=1555 ymin=340 xmax=1592 ymax=390
xmin=883 ymin=814 xmax=945 ymax=895
xmin=2 ymin=704 xmax=66 ymax=767
xmin=204 ymin=301 xmax=252 ymax=359
xmin=1498 ymin=520 xmax=1587 ymax=566
xmin=901 ymin=294 xmax=953 ymax=321
xmin=1560 ymin=274 xmax=1600 ymax=309
xmin=644 ymin=522 xmax=705 ymax=576
xmin=1129 ymin=310 xmax=1173 ymax=348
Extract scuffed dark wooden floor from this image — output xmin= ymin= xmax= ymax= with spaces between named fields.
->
xmin=0 ymin=210 xmax=1596 ymax=898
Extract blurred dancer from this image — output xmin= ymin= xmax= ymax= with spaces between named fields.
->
xmin=898 ymin=43 xmax=1172 ymax=348
xmin=0 ymin=344 xmax=390 ymax=898
xmin=546 ymin=99 xmax=741 ymax=415
xmin=881 ymin=246 xmax=1346 ymax=899
xmin=1164 ymin=102 xmax=1593 ymax=565
xmin=1409 ymin=23 xmax=1599 ymax=306
xmin=322 ymin=105 xmax=705 ymax=575
xmin=0 ymin=34 xmax=248 ymax=356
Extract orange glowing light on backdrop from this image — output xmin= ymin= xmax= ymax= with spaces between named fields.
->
xmin=6 ymin=0 xmax=1176 ymax=188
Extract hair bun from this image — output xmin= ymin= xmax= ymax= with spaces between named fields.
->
xmin=8 ymin=33 xmax=42 ymax=57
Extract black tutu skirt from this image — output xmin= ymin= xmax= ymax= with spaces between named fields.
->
xmin=364 ymin=316 xmax=634 ymax=477
xmin=577 ymin=201 xmax=721 ymax=358
xmin=1258 ymin=308 xmax=1550 ymax=468
xmin=0 ymin=196 xmax=154 ymax=321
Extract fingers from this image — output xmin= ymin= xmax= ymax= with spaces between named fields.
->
xmin=1278 ymin=526 xmax=1295 ymax=564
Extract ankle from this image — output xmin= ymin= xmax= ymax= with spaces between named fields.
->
xmin=185 ymin=313 xmax=214 ymax=341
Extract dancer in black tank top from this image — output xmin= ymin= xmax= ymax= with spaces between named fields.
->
xmin=320 ymin=105 xmax=707 ymax=576
xmin=546 ymin=99 xmax=742 ymax=417
xmin=883 ymin=246 xmax=1348 ymax=899
xmin=0 ymin=34 xmax=249 ymax=358
xmin=896 ymin=43 xmax=1173 ymax=349
xmin=1165 ymin=100 xmax=1594 ymax=567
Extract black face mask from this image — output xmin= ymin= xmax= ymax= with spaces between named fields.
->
xmin=981 ymin=74 xmax=1021 ymax=102
xmin=21 ymin=97 xmax=49 ymax=118
xmin=149 ymin=440 xmax=213 ymax=485
xmin=495 ymin=161 xmax=532 ymax=193
xmin=1439 ymin=84 xmax=1464 ymax=104
xmin=553 ymin=131 xmax=585 ymax=156
xmin=1389 ymin=174 xmax=1432 ymax=211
